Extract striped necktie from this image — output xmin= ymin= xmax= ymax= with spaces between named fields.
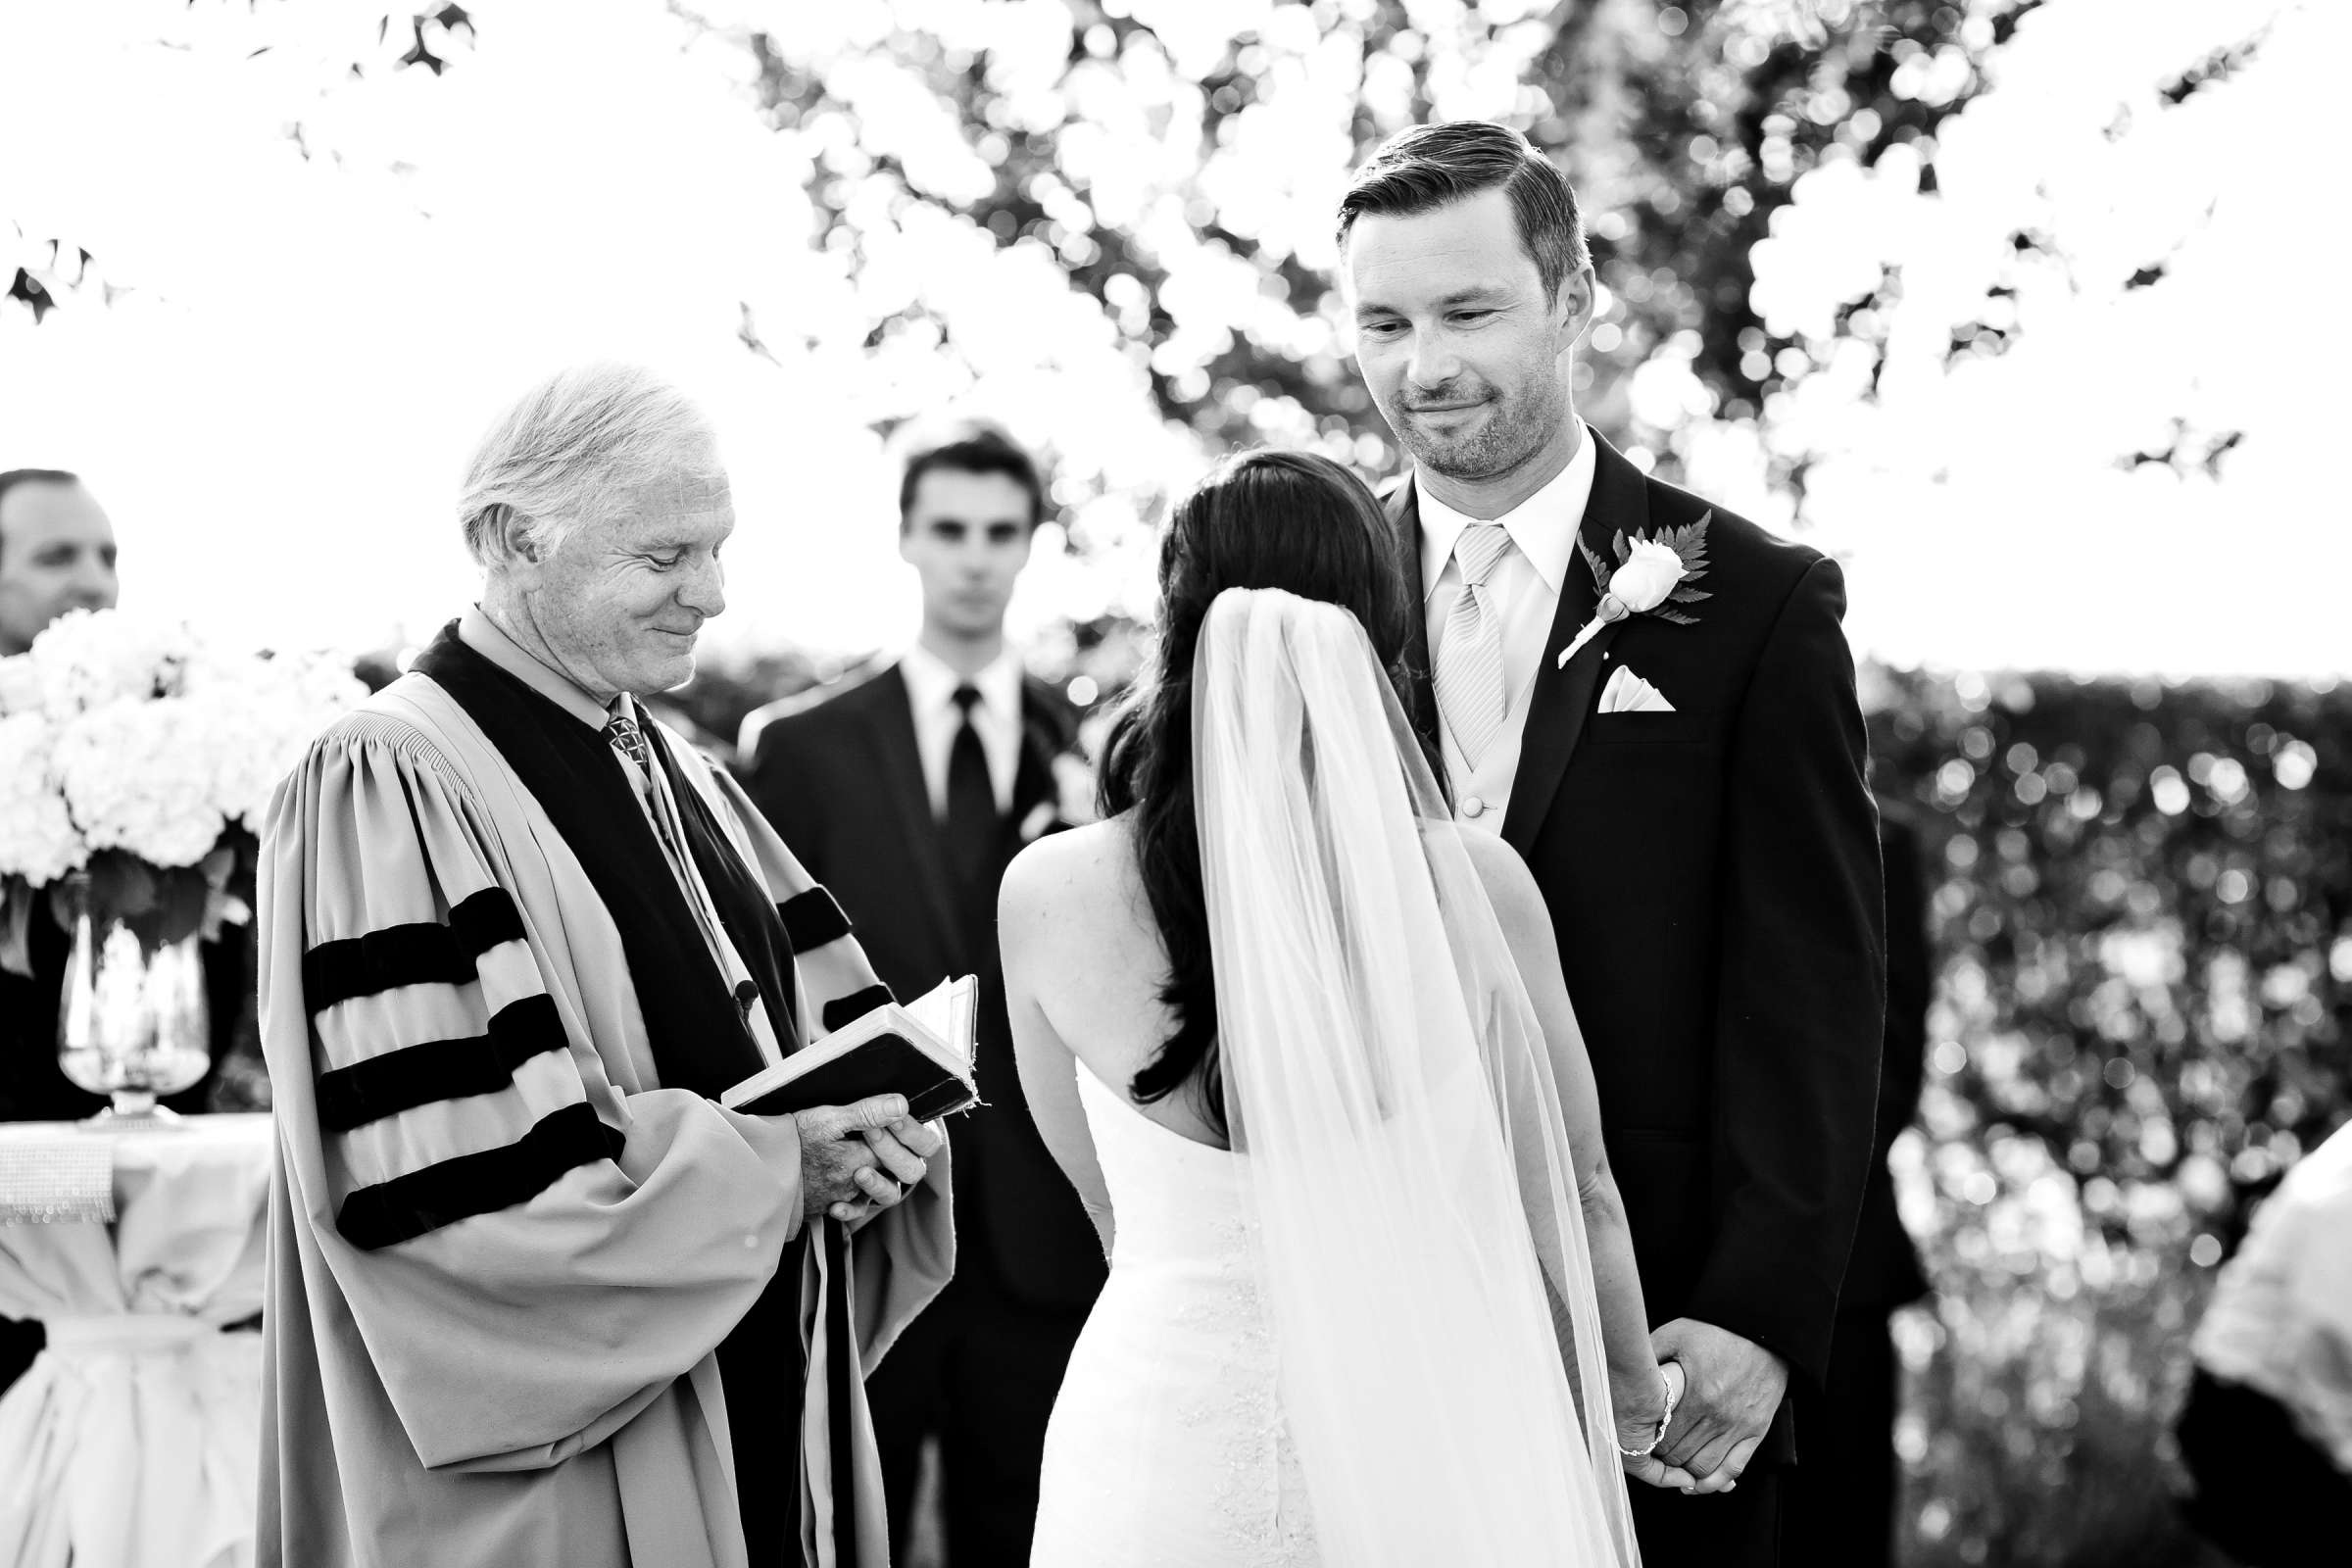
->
xmin=1434 ymin=522 xmax=1514 ymax=767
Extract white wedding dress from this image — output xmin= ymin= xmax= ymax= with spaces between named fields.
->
xmin=1027 ymin=589 xmax=1642 ymax=1568
xmin=1030 ymin=1064 xmax=1318 ymax=1566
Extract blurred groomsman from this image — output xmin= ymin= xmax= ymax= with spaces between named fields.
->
xmin=740 ymin=425 xmax=1105 ymax=1567
xmin=1787 ymin=808 xmax=1933 ymax=1565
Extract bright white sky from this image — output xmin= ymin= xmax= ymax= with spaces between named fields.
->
xmin=0 ymin=0 xmax=2341 ymax=677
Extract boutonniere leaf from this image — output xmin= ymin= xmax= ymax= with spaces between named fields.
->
xmin=1556 ymin=512 xmax=1715 ymax=668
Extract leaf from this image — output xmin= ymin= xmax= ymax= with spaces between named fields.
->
xmin=1669 ymin=586 xmax=1714 ymax=605
xmin=1652 ymin=609 xmax=1699 ymax=626
xmin=1612 ymin=531 xmax=1632 ymax=564
xmin=0 ymin=878 xmax=31 ymax=979
xmin=147 ymin=866 xmax=214 ymax=952
xmin=86 ymin=851 xmax=160 ymax=920
xmin=1578 ymin=536 xmax=1613 ymax=587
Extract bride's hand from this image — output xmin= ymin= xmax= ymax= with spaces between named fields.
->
xmin=1623 ymin=1450 xmax=1701 ymax=1491
xmin=1617 ymin=1360 xmax=1696 ymax=1491
xmin=1613 ymin=1358 xmax=1681 ymax=1446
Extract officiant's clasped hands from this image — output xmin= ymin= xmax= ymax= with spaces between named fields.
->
xmin=796 ymin=1095 xmax=945 ymax=1222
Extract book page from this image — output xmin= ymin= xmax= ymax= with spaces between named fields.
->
xmin=906 ymin=975 xmax=974 ymax=1062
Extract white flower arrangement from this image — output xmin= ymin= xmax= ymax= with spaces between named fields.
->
xmin=24 ymin=608 xmax=199 ymax=716
xmin=0 ymin=712 xmax=85 ymax=886
xmin=0 ymin=609 xmax=367 ymax=975
xmin=50 ymin=697 xmax=230 ymax=868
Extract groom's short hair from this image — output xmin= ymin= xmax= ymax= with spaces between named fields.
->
xmin=1337 ymin=122 xmax=1590 ymax=303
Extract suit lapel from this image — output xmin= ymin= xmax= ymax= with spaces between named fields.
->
xmin=1499 ymin=432 xmax=1653 ymax=857
xmin=1011 ymin=688 xmax=1059 ymax=823
xmin=1386 ymin=475 xmax=1443 ymax=756
xmin=861 ymin=665 xmax=968 ymax=969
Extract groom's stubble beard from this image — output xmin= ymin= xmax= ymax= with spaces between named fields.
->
xmin=1386 ymin=363 xmax=1568 ymax=484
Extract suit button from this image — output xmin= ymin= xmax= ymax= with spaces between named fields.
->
xmin=1461 ymin=795 xmax=1485 ymax=818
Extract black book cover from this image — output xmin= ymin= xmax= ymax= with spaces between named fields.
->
xmin=730 ymin=1034 xmax=975 ymax=1121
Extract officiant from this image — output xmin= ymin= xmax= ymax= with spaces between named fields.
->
xmin=255 ymin=363 xmax=954 ymax=1568
xmin=741 ymin=422 xmax=1104 ymax=1567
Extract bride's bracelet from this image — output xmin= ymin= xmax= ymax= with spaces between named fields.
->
xmin=1614 ymin=1362 xmax=1682 ymax=1460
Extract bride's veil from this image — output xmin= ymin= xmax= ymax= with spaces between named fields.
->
xmin=1194 ymin=586 xmax=1640 ymax=1566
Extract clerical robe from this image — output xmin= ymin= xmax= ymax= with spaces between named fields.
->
xmin=255 ymin=622 xmax=953 ymax=1568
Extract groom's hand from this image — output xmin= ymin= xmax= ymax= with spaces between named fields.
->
xmin=1651 ymin=1318 xmax=1788 ymax=1494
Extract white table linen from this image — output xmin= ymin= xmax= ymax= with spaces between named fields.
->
xmin=0 ymin=1113 xmax=271 ymax=1568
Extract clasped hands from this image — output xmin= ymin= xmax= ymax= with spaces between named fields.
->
xmin=794 ymin=1094 xmax=944 ymax=1223
xmin=1618 ymin=1319 xmax=1788 ymax=1497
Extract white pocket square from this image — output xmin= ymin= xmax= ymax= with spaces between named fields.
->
xmin=1599 ymin=665 xmax=1676 ymax=714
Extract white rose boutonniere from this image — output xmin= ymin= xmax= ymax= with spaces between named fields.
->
xmin=1555 ymin=514 xmax=1715 ymax=668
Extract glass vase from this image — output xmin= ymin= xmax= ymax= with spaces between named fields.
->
xmin=56 ymin=908 xmax=211 ymax=1124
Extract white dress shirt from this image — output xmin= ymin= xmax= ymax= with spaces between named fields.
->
xmin=1419 ymin=423 xmax=1597 ymax=831
xmin=899 ymin=639 xmax=1026 ymax=818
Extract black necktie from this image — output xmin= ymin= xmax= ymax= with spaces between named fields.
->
xmin=946 ymin=685 xmax=997 ymax=893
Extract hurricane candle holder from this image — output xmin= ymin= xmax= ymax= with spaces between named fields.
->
xmin=56 ymin=900 xmax=212 ymax=1124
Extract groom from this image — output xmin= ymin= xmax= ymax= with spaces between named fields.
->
xmin=1340 ymin=122 xmax=1885 ymax=1566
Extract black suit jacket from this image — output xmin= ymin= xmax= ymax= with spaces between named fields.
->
xmin=1392 ymin=433 xmax=1885 ymax=1437
xmin=1844 ymin=808 xmax=1931 ymax=1314
xmin=740 ymin=663 xmax=1107 ymax=1312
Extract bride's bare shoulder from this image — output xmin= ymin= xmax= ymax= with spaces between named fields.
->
xmin=1001 ymin=815 xmax=1140 ymax=931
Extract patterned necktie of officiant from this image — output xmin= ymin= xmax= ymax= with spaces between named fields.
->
xmin=604 ymin=708 xmax=770 ymax=1037
xmin=605 ymin=710 xmax=695 ymax=873
xmin=1434 ymin=521 xmax=1514 ymax=766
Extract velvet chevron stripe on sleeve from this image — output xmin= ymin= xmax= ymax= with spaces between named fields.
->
xmin=777 ymin=886 xmax=854 ymax=950
xmin=333 ymin=1101 xmax=625 ymax=1251
xmin=821 ymin=984 xmax=895 ymax=1033
xmin=314 ymin=993 xmax=571 ymax=1133
xmin=301 ymin=887 xmax=529 ymax=1013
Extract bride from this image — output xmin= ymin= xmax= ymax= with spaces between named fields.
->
xmin=1001 ymin=449 xmax=1707 ymax=1567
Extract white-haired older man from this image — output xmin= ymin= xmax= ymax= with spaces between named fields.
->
xmin=257 ymin=364 xmax=954 ymax=1568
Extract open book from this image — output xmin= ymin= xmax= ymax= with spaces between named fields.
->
xmin=721 ymin=974 xmax=978 ymax=1121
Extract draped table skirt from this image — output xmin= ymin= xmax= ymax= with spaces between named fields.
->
xmin=0 ymin=1114 xmax=272 ymax=1568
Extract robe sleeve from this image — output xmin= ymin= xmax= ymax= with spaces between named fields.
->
xmin=259 ymin=715 xmax=807 ymax=1474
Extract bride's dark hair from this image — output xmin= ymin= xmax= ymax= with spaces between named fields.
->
xmin=1099 ymin=447 xmax=1422 ymax=1129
